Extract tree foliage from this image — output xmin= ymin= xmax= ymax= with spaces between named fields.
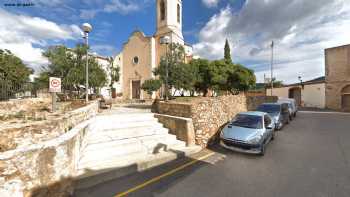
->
xmin=224 ymin=39 xmax=232 ymax=64
xmin=225 ymin=64 xmax=256 ymax=94
xmin=0 ymin=49 xmax=32 ymax=84
xmin=190 ymin=58 xmax=212 ymax=96
xmin=154 ymin=43 xmax=188 ymax=97
xmin=141 ymin=79 xmax=162 ymax=95
xmin=0 ymin=49 xmax=33 ymax=100
xmin=153 ymin=42 xmax=256 ymax=98
xmin=107 ymin=57 xmax=120 ymax=88
xmin=36 ymin=44 xmax=107 ymax=96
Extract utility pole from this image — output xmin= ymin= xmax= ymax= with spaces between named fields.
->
xmin=270 ymin=41 xmax=274 ymax=96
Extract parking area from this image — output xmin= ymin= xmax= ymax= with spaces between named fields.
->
xmin=75 ymin=111 xmax=350 ymax=197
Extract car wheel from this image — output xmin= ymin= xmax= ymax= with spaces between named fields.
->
xmin=259 ymin=144 xmax=265 ymax=156
xmin=277 ymin=122 xmax=283 ymax=130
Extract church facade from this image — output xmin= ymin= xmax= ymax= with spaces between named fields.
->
xmin=114 ymin=0 xmax=193 ymax=100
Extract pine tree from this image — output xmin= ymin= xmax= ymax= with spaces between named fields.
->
xmin=224 ymin=39 xmax=232 ymax=64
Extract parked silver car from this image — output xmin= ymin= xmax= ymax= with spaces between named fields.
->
xmin=278 ymin=98 xmax=298 ymax=118
xmin=220 ymin=112 xmax=275 ymax=156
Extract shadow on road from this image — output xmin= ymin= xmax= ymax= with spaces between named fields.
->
xmin=72 ymin=149 xmax=214 ymax=197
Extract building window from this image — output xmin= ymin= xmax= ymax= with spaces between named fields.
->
xmin=160 ymin=0 xmax=165 ymax=21
xmin=133 ymin=56 xmax=139 ymax=64
xmin=177 ymin=4 xmax=180 ymax=23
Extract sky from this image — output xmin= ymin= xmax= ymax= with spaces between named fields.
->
xmin=1 ymin=0 xmax=350 ymax=84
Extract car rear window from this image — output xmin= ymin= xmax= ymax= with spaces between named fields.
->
xmin=256 ymin=105 xmax=280 ymax=113
xmin=231 ymin=114 xmax=263 ymax=129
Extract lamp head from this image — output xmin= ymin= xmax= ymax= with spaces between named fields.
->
xmin=160 ymin=36 xmax=170 ymax=45
xmin=82 ymin=23 xmax=92 ymax=33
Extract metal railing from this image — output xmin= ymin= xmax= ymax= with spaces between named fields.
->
xmin=0 ymin=77 xmax=37 ymax=101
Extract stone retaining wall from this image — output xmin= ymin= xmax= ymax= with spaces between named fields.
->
xmin=0 ymin=98 xmax=51 ymax=118
xmin=154 ymin=114 xmax=195 ymax=146
xmin=152 ymin=100 xmax=192 ymax=118
xmin=153 ymin=95 xmax=277 ymax=147
xmin=0 ymin=101 xmax=98 ymax=152
xmin=0 ymin=102 xmax=98 ymax=197
xmin=191 ymin=95 xmax=247 ymax=146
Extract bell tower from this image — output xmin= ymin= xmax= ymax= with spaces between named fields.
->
xmin=156 ymin=0 xmax=184 ymax=43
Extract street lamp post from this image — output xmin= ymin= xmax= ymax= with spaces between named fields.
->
xmin=82 ymin=23 xmax=92 ymax=103
xmin=160 ymin=36 xmax=170 ymax=101
xmin=298 ymin=76 xmax=303 ymax=88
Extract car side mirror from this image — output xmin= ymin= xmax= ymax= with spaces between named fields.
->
xmin=266 ymin=124 xmax=273 ymax=129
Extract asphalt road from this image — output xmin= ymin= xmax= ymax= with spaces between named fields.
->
xmin=75 ymin=111 xmax=350 ymax=197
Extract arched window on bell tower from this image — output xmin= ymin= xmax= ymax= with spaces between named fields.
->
xmin=177 ymin=4 xmax=180 ymax=23
xmin=160 ymin=0 xmax=165 ymax=21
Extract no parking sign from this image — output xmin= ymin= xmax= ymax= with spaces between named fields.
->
xmin=49 ymin=77 xmax=61 ymax=93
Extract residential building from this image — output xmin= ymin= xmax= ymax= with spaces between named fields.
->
xmin=325 ymin=44 xmax=350 ymax=111
xmin=266 ymin=77 xmax=326 ymax=108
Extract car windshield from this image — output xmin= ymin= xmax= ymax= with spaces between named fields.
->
xmin=257 ymin=105 xmax=280 ymax=113
xmin=231 ymin=114 xmax=263 ymax=129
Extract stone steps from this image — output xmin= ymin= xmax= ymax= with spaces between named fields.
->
xmin=75 ymin=145 xmax=201 ymax=189
xmin=89 ymin=120 xmax=164 ymax=131
xmin=76 ymin=107 xmax=202 ymax=189
xmin=86 ymin=126 xmax=169 ymax=144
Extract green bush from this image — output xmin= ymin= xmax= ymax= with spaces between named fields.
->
xmin=141 ymin=79 xmax=162 ymax=95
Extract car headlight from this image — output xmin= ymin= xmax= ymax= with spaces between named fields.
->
xmin=220 ymin=128 xmax=226 ymax=139
xmin=248 ymin=135 xmax=261 ymax=144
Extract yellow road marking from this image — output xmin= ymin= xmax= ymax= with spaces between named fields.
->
xmin=115 ymin=152 xmax=216 ymax=197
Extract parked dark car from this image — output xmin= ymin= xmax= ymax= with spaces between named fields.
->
xmin=256 ymin=103 xmax=290 ymax=130
xmin=220 ymin=112 xmax=275 ymax=156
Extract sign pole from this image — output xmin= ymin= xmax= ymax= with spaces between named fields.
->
xmin=52 ymin=92 xmax=56 ymax=112
xmin=49 ymin=77 xmax=61 ymax=113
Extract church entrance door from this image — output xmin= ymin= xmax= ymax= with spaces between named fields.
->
xmin=132 ymin=80 xmax=141 ymax=99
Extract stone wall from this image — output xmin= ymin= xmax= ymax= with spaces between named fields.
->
xmin=154 ymin=114 xmax=195 ymax=146
xmin=0 ymin=101 xmax=98 ymax=152
xmin=191 ymin=95 xmax=248 ymax=146
xmin=152 ymin=100 xmax=192 ymax=118
xmin=0 ymin=98 xmax=51 ymax=118
xmin=153 ymin=95 xmax=277 ymax=147
xmin=0 ymin=102 xmax=98 ymax=197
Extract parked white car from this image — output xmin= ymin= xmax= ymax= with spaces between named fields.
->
xmin=278 ymin=98 xmax=298 ymax=118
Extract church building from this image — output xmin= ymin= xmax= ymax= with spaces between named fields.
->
xmin=114 ymin=0 xmax=193 ymax=100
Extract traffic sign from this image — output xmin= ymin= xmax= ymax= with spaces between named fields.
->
xmin=49 ymin=77 xmax=61 ymax=93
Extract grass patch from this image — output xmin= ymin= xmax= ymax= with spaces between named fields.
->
xmin=171 ymin=96 xmax=198 ymax=103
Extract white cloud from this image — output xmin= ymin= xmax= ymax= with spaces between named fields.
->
xmin=79 ymin=0 xmax=148 ymax=19
xmin=104 ymin=0 xmax=140 ymax=14
xmin=80 ymin=9 xmax=99 ymax=19
xmin=0 ymin=9 xmax=81 ymax=72
xmin=202 ymin=0 xmax=220 ymax=8
xmin=193 ymin=0 xmax=350 ymax=84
